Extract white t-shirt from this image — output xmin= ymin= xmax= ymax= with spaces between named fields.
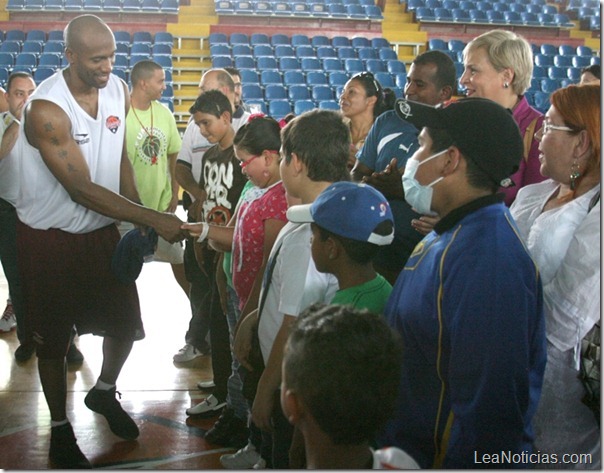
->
xmin=177 ymin=108 xmax=250 ymax=195
xmin=0 ymin=112 xmax=20 ymax=205
xmin=372 ymin=447 xmax=420 ymax=469
xmin=258 ymin=222 xmax=339 ymax=362
xmin=17 ymin=71 xmax=126 ymax=233
xmin=510 ymin=180 xmax=600 ymax=364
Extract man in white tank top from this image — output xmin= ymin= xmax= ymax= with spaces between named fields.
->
xmin=15 ymin=15 xmax=185 ymax=469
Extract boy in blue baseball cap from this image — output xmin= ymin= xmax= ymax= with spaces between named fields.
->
xmin=287 ymin=181 xmax=394 ymax=314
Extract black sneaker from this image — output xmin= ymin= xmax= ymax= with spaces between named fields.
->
xmin=84 ymin=387 xmax=140 ymax=440
xmin=66 ymin=344 xmax=84 ymax=364
xmin=49 ymin=423 xmax=92 ymax=469
xmin=14 ymin=343 xmax=36 ymax=362
xmin=205 ymin=408 xmax=249 ymax=447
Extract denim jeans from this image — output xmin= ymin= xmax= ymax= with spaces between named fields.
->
xmin=225 ymin=285 xmax=249 ymax=420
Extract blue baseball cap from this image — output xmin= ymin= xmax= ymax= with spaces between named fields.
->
xmin=286 ymin=182 xmax=394 ymax=246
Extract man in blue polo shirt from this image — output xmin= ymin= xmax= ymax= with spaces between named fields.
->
xmin=379 ymin=97 xmax=546 ymax=468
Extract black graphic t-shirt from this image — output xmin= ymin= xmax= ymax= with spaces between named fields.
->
xmin=198 ymin=144 xmax=246 ymax=226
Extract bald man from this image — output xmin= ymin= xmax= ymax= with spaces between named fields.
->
xmin=15 ymin=15 xmax=185 ymax=468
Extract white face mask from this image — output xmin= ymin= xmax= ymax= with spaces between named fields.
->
xmin=402 ymin=149 xmax=447 ymax=216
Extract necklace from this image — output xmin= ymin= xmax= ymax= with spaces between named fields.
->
xmin=131 ymin=103 xmax=159 ymax=164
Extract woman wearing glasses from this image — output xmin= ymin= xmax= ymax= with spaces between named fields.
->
xmin=510 ymin=84 xmax=600 ymax=467
xmin=339 ymin=71 xmax=395 ymax=171
xmin=461 ymin=29 xmax=545 ymax=206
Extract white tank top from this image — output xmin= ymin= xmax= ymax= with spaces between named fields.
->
xmin=17 ymin=71 xmax=126 ymax=233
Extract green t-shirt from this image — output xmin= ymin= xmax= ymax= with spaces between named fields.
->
xmin=223 ymin=179 xmax=255 ymax=288
xmin=330 ymin=274 xmax=392 ymax=314
xmin=126 ymin=101 xmax=182 ymax=211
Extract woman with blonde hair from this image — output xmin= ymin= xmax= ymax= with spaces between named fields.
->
xmin=510 ymin=84 xmax=600 ymax=467
xmin=461 ymin=29 xmax=545 ymax=205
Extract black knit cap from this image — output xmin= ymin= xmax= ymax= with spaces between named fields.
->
xmin=394 ymin=97 xmax=524 ymax=187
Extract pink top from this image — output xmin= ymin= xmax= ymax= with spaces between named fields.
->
xmin=501 ymin=96 xmax=546 ymax=206
xmin=232 ymin=181 xmax=288 ymax=310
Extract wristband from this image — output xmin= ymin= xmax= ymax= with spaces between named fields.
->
xmin=196 ymin=222 xmax=210 ymax=243
xmin=2 ymin=112 xmax=19 ymax=128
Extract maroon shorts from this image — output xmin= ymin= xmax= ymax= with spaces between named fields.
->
xmin=16 ymin=221 xmax=144 ymax=359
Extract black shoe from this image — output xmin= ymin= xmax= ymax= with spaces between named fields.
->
xmin=84 ymin=387 xmax=139 ymax=440
xmin=15 ymin=343 xmax=36 ymax=362
xmin=49 ymin=423 xmax=92 ymax=469
xmin=205 ymin=408 xmax=249 ymax=447
xmin=66 ymin=344 xmax=84 ymax=364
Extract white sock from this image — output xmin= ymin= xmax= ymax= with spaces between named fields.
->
xmin=51 ymin=419 xmax=69 ymax=428
xmin=94 ymin=380 xmax=115 ymax=391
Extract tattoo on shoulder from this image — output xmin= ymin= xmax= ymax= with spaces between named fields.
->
xmin=58 ymin=150 xmax=68 ymax=160
xmin=43 ymin=122 xmax=55 ymax=133
xmin=67 ymin=163 xmax=77 ymax=173
xmin=50 ymin=137 xmax=59 ymax=146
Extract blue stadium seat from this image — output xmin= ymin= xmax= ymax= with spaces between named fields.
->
xmin=521 ymin=11 xmax=539 ymax=25
xmin=415 ymin=7 xmax=435 ymax=21
xmin=283 ymin=70 xmax=306 ymax=85
xmin=448 ymin=39 xmax=465 ymax=52
xmin=374 ymin=71 xmax=395 ymax=88
xmin=261 ymin=70 xmax=283 ymax=85
xmin=395 ymin=72 xmax=407 ymax=88
xmin=0 ymin=42 xmax=21 ymax=55
xmin=233 ymin=56 xmax=256 ymax=70
xmin=504 ymin=11 xmax=523 ymax=24
xmin=357 ymin=47 xmax=377 ymax=60
xmin=38 ymin=53 xmax=61 ymax=68
xmin=591 ymin=56 xmax=600 ymax=66
xmin=331 ymin=36 xmax=350 ymax=48
xmin=378 ymin=48 xmax=398 ymax=61
xmin=537 ymin=12 xmax=555 ymax=25
xmin=323 ymin=58 xmax=344 ymax=71
xmin=6 ymin=0 xmax=24 ymax=10
xmin=434 ymin=7 xmax=453 ymax=21
xmin=122 ymin=0 xmax=141 ymax=11
xmin=292 ymin=2 xmax=311 ymax=15
xmin=234 ymin=0 xmax=253 ymax=14
xmin=301 ymin=57 xmax=322 ymax=71
xmin=22 ymin=42 xmax=43 ymax=55
xmin=129 ymin=54 xmax=152 ymax=68
xmin=316 ymin=46 xmax=337 ymax=59
xmin=387 ymin=59 xmax=406 ymax=74
xmin=133 ymin=31 xmax=153 ymax=44
xmin=469 ymin=9 xmax=488 ymax=22
xmin=154 ymin=32 xmax=174 ymax=45
xmin=532 ymin=65 xmax=547 ymax=79
xmin=131 ymin=43 xmax=152 ymax=55
xmin=274 ymin=44 xmax=296 ymax=58
xmin=311 ymin=35 xmax=330 ymax=47
xmin=310 ymin=3 xmax=330 ymax=16
xmin=212 ymin=55 xmax=233 ymax=68
xmin=553 ymin=55 xmax=573 ymax=67
xmin=141 ymin=0 xmax=161 ymax=12
xmin=45 ymin=0 xmax=64 ymax=8
xmin=318 ymin=100 xmax=340 ymax=110
xmin=533 ymin=91 xmax=550 ymax=113
xmin=113 ymin=54 xmax=129 ymax=70
xmin=294 ymin=99 xmax=316 ymax=115
xmin=295 ymin=45 xmax=316 ymax=58
xmin=268 ymin=99 xmax=292 ymax=119
xmin=0 ymin=53 xmax=16 ymax=69
xmin=215 ymin=0 xmax=234 ymax=13
xmin=311 ymin=84 xmax=334 ymax=101
xmin=486 ymin=10 xmax=505 ymax=24
xmin=242 ymin=83 xmax=264 ymax=100
xmin=270 ymin=34 xmax=290 ymax=46
xmin=572 ymin=55 xmax=591 ymax=68
xmin=405 ymin=0 xmax=423 ymax=10
xmin=365 ymin=59 xmax=386 ymax=73
xmin=329 ymin=71 xmax=349 ymax=86
xmin=209 ymin=33 xmax=228 ymax=45
xmin=210 ymin=44 xmax=231 ymax=56
xmin=540 ymin=43 xmax=557 ymax=56
xmin=264 ymin=84 xmax=287 ymax=100
xmin=253 ymin=44 xmax=274 ymax=57
xmin=255 ymin=56 xmax=277 ymax=70
xmin=102 ymin=0 xmax=122 ymax=10
xmin=428 ymin=38 xmax=447 ymax=50
xmin=365 ymin=3 xmax=383 ymax=18
xmin=253 ymin=1 xmax=271 ymax=14
xmin=534 ymin=54 xmax=554 ymax=67
xmin=291 ymin=34 xmax=311 ymax=46
xmin=5 ymin=30 xmax=25 ymax=43
xmin=451 ymin=8 xmax=471 ymax=22
xmin=288 ymin=84 xmax=311 ymax=101
xmin=251 ymin=33 xmax=270 ymax=45
xmin=576 ymin=45 xmax=593 ymax=57
xmin=230 ymin=33 xmax=249 ymax=45
xmin=328 ymin=3 xmax=347 ymax=17
xmin=232 ymin=44 xmax=253 ymax=56
xmin=34 ymin=67 xmax=56 ymax=83
xmin=240 ymin=69 xmax=260 ymax=84
xmin=558 ymin=44 xmax=576 ymax=56
xmin=337 ymin=47 xmax=357 ymax=59
xmin=346 ymin=4 xmax=366 ymax=18
xmin=273 ymin=2 xmax=292 ymax=15
xmin=540 ymin=78 xmax=559 ymax=93
xmin=306 ymin=71 xmax=328 ymax=85
xmin=44 ymin=42 xmax=64 ymax=54
xmin=344 ymin=58 xmax=364 ymax=73
xmin=548 ymin=66 xmax=568 ymax=80
xmin=567 ymin=67 xmax=582 ymax=82
xmin=15 ymin=53 xmax=37 ymax=69
xmin=280 ymin=57 xmax=302 ymax=71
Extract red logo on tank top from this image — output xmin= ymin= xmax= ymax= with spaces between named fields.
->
xmin=106 ymin=116 xmax=121 ymax=134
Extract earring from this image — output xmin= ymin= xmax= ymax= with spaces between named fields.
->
xmin=569 ymin=157 xmax=581 ymax=190
xmin=503 ymin=82 xmax=510 ymax=89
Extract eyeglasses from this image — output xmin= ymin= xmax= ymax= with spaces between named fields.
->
xmin=239 ymin=150 xmax=279 ymax=169
xmin=352 ymin=71 xmax=382 ymax=95
xmin=542 ymin=122 xmax=574 ymax=135
xmin=239 ymin=154 xmax=262 ymax=169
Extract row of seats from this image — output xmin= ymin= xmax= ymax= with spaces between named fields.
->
xmin=408 ymin=0 xmax=560 ymax=14
xmin=208 ymin=32 xmax=390 ymax=49
xmin=240 ymin=69 xmax=406 ymax=87
xmin=210 ymin=44 xmax=398 ymax=60
xmin=0 ymin=39 xmax=172 ymax=56
xmin=215 ymin=0 xmax=383 ymax=19
xmin=414 ymin=7 xmax=575 ymax=27
xmin=0 ymin=29 xmax=173 ymax=46
xmin=6 ymin=0 xmax=179 ymax=12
